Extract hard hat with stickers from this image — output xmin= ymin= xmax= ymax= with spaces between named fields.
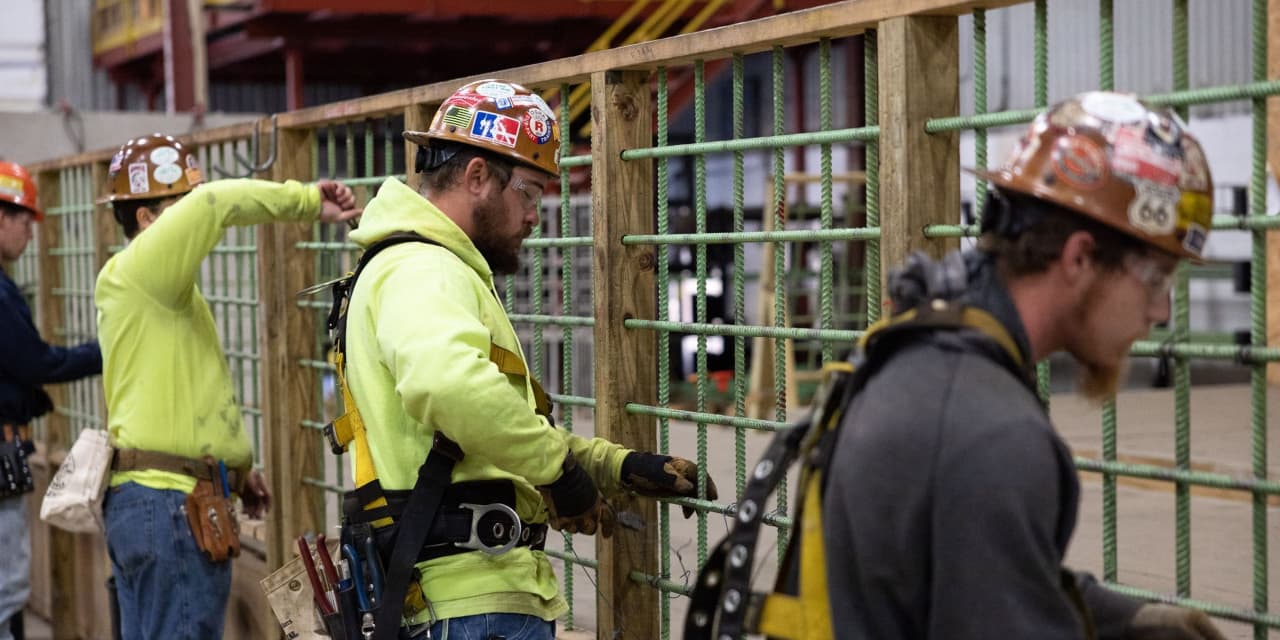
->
xmin=403 ymin=79 xmax=561 ymax=178
xmin=974 ymin=91 xmax=1214 ymax=260
xmin=0 ymin=161 xmax=43 ymax=221
xmin=98 ymin=133 xmax=203 ymax=205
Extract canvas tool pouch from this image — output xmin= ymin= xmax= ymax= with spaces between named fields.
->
xmin=184 ymin=457 xmax=241 ymax=563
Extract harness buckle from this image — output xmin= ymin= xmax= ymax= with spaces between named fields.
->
xmin=456 ymin=502 xmax=522 ymax=555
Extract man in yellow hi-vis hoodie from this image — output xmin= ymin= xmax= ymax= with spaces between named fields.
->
xmin=341 ymin=80 xmax=716 ymax=639
xmin=94 ymin=133 xmax=359 ymax=640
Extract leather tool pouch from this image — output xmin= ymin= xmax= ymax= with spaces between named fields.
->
xmin=184 ymin=458 xmax=241 ymax=563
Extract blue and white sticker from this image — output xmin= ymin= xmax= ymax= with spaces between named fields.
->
xmin=523 ymin=108 xmax=553 ymax=145
xmin=154 ymin=163 xmax=183 ymax=185
xmin=495 ymin=97 xmax=513 ymax=110
xmin=150 ymin=146 xmax=179 ymax=166
xmin=470 ymin=111 xmax=521 ymax=148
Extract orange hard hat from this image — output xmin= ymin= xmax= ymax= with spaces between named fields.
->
xmin=0 ymin=161 xmax=43 ymax=221
xmin=403 ymin=79 xmax=560 ymax=177
xmin=98 ymin=134 xmax=203 ymax=205
xmin=975 ymin=91 xmax=1213 ymax=260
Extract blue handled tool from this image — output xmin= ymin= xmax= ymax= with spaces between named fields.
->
xmin=217 ymin=460 xmax=230 ymax=498
xmin=361 ymin=536 xmax=384 ymax=608
xmin=342 ymin=543 xmax=371 ymax=611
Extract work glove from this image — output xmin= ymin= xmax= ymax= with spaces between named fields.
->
xmin=1125 ymin=604 xmax=1228 ymax=640
xmin=537 ymin=452 xmax=615 ymax=538
xmin=620 ymin=452 xmax=718 ymax=519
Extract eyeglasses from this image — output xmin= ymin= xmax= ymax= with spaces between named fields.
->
xmin=509 ymin=177 xmax=544 ymax=211
xmin=1124 ymin=253 xmax=1177 ymax=302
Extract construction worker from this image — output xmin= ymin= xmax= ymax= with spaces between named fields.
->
xmin=94 ymin=134 xmax=359 ymax=639
xmin=0 ymin=162 xmax=101 ymax=640
xmin=337 ymin=79 xmax=715 ymax=639
xmin=822 ymin=92 xmax=1228 ymax=639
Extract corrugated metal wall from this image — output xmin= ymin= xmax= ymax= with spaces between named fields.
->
xmin=959 ymin=0 xmax=1253 ymax=118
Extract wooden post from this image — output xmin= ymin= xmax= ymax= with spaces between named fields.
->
xmin=747 ymin=178 xmax=799 ymax=420
xmin=591 ymin=69 xmax=658 ymax=640
xmin=403 ymin=103 xmax=436 ymax=193
xmin=877 ymin=14 xmax=961 ymax=300
xmin=1267 ymin=0 xmax=1279 ymax=385
xmin=34 ymin=169 xmax=80 ymax=640
xmin=259 ymin=123 xmax=322 ymax=570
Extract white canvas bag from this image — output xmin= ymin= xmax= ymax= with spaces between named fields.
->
xmin=39 ymin=428 xmax=113 ymax=533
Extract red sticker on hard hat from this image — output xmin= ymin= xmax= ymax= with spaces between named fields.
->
xmin=443 ymin=93 xmax=486 ymax=109
xmin=109 ymin=152 xmax=125 ymax=174
xmin=1111 ymin=126 xmax=1181 ymax=187
xmin=524 ymin=108 xmax=553 ymax=145
xmin=470 ymin=111 xmax=521 ymax=148
xmin=1051 ymin=135 xmax=1107 ymax=190
xmin=128 ymin=162 xmax=150 ymax=194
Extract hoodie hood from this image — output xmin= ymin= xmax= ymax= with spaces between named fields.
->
xmin=350 ymin=177 xmax=494 ymax=285
xmin=887 ymin=249 xmax=1035 ymax=378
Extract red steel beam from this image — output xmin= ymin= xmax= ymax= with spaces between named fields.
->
xmin=164 ymin=0 xmax=198 ymax=112
xmin=257 ymin=0 xmax=637 ymax=18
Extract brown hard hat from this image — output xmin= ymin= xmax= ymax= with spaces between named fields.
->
xmin=974 ymin=91 xmax=1213 ymax=260
xmin=98 ymin=134 xmax=203 ymax=205
xmin=0 ymin=161 xmax=43 ymax=221
xmin=403 ymin=79 xmax=560 ymax=177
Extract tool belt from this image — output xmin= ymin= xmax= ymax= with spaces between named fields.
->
xmin=343 ymin=480 xmax=548 ymax=561
xmin=0 ymin=425 xmax=34 ymax=499
xmin=112 ymin=448 xmax=246 ymax=563
xmin=111 ymin=448 xmax=248 ymax=495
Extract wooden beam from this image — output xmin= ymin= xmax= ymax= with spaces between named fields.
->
xmin=258 ymin=125 xmax=322 ymax=570
xmin=877 ymin=14 xmax=960 ymax=299
xmin=1268 ymin=0 xmax=1280 ymax=386
xmin=591 ymin=69 xmax=658 ymax=640
xmin=402 ymin=103 xmax=436 ymax=193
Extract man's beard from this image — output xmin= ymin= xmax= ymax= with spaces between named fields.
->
xmin=471 ymin=191 xmax=524 ymax=275
xmin=1073 ymin=277 xmax=1129 ymax=402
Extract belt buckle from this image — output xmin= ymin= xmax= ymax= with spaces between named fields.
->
xmin=456 ymin=502 xmax=522 ymax=555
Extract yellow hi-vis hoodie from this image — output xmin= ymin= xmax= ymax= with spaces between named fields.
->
xmin=345 ymin=177 xmax=631 ymax=624
xmin=97 ymin=179 xmax=321 ymax=492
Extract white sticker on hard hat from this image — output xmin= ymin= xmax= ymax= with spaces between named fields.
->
xmin=531 ymin=95 xmax=553 ymax=117
xmin=153 ymin=163 xmax=183 ymax=185
xmin=1081 ymin=93 xmax=1147 ymax=124
xmin=109 ymin=152 xmax=124 ymax=174
xmin=1128 ymin=181 xmax=1179 ymax=236
xmin=475 ymin=82 xmax=516 ymax=99
xmin=524 ymin=108 xmax=553 ymax=144
xmin=1182 ymin=222 xmax=1207 ymax=256
xmin=128 ymin=162 xmax=150 ymax=194
xmin=186 ymin=154 xmax=199 ymax=169
xmin=150 ymin=146 xmax=180 ymax=166
xmin=1178 ymin=141 xmax=1210 ymax=192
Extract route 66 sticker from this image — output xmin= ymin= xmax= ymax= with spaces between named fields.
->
xmin=1128 ymin=181 xmax=1178 ymax=235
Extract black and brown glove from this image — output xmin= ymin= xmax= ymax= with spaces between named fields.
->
xmin=1126 ymin=604 xmax=1228 ymax=640
xmin=537 ymin=452 xmax=615 ymax=537
xmin=620 ymin=452 xmax=718 ymax=519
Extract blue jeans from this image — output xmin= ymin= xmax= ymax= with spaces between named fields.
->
xmin=0 ymin=495 xmax=29 ymax=640
xmin=104 ymin=482 xmax=231 ymax=640
xmin=405 ymin=613 xmax=555 ymax=640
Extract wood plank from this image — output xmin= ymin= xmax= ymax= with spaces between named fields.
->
xmin=258 ymin=126 xmax=323 ymax=572
xmin=26 ymin=121 xmax=262 ymax=174
xmin=1268 ymin=0 xmax=1280 ymax=386
xmin=590 ymin=69 xmax=658 ymax=640
xmin=876 ymin=14 xmax=961 ymax=300
xmin=402 ymin=103 xmax=436 ymax=194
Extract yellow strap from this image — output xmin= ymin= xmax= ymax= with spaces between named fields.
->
xmin=331 ymin=350 xmax=392 ymax=527
xmin=490 ymin=342 xmax=553 ymax=419
xmin=754 ymin=470 xmax=834 ymax=640
xmin=858 ymin=304 xmax=1024 ymax=370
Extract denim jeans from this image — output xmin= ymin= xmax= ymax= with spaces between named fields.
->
xmin=104 ymin=482 xmax=231 ymax=640
xmin=0 ymin=495 xmax=28 ymax=640
xmin=404 ymin=613 xmax=556 ymax=640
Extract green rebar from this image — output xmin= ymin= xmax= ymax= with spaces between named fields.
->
xmin=819 ymin=38 xmax=834 ymax=366
xmin=1127 ymin=341 xmax=1279 ymax=362
xmin=623 ymin=228 xmax=881 ymax=245
xmin=1101 ymin=583 xmax=1280 ymax=629
xmin=627 ymin=404 xmax=790 ymax=432
xmin=865 ymin=30 xmax=880 ymax=324
xmin=1250 ymin=1 xmax=1269 ymax=635
xmin=619 ymin=126 xmax=878 ymax=160
xmin=772 ymin=45 xmax=789 ymax=560
xmin=733 ymin=53 xmax=748 ymax=502
xmin=1033 ymin=0 xmax=1050 ymax=407
xmin=974 ymin=9 xmax=988 ymax=223
xmin=1099 ymin=0 xmax=1117 ymax=584
xmin=554 ymin=83 xmax=577 ymax=631
xmin=694 ymin=57 xmax=711 ymax=571
xmin=1075 ymin=458 xmax=1280 ymax=495
xmin=1171 ymin=0 xmax=1192 ymax=599
xmin=656 ymin=70 xmax=672 ymax=640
